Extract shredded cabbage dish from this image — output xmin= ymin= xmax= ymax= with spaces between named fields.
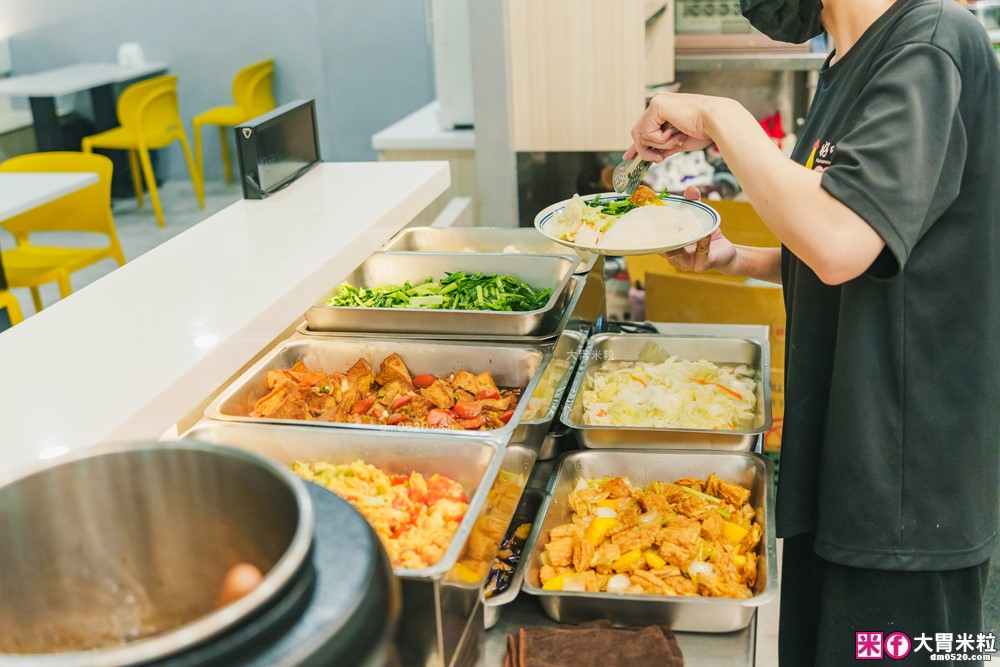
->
xmin=581 ymin=357 xmax=757 ymax=431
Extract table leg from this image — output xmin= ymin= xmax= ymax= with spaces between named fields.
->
xmin=0 ymin=242 xmax=11 ymax=332
xmin=90 ymin=83 xmax=117 ymax=131
xmin=28 ymin=96 xmax=62 ymax=152
xmin=0 ymin=244 xmax=8 ymax=291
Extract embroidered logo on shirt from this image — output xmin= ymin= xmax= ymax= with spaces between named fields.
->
xmin=805 ymin=139 xmax=836 ymax=173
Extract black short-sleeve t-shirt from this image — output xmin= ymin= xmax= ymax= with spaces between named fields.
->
xmin=778 ymin=0 xmax=1000 ymax=570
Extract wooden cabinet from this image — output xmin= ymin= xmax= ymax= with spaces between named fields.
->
xmin=506 ymin=0 xmax=674 ymax=152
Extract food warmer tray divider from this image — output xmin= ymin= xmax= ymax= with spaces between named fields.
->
xmin=482 ymin=487 xmax=548 ymax=630
xmin=520 ymin=448 xmax=776 ymax=633
xmin=177 ymin=421 xmax=537 ymax=667
xmin=304 ymin=252 xmax=576 ymax=338
xmin=204 ymin=337 xmax=551 ymax=443
xmin=509 ymin=326 xmax=588 ymax=455
xmin=560 ymin=330 xmax=772 ymax=451
xmin=380 ymin=226 xmax=598 ymax=275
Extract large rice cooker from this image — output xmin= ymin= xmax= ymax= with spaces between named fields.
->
xmin=0 ymin=442 xmax=398 ymax=667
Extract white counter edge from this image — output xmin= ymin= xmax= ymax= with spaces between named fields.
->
xmin=0 ymin=161 xmax=450 ymax=476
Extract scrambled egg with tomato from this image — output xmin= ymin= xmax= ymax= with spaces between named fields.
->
xmin=538 ymin=474 xmax=761 ymax=598
xmin=292 ymin=460 xmax=468 ymax=569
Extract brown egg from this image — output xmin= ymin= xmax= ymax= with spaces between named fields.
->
xmin=215 ymin=562 xmax=264 ymax=608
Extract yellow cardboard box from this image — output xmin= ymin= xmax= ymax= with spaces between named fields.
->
xmin=764 ymin=367 xmax=784 ymax=452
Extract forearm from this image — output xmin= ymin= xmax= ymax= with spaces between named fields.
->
xmin=702 ymin=98 xmax=884 ymax=285
xmin=724 ymin=245 xmax=783 ymax=284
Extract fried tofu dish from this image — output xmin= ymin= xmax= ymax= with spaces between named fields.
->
xmin=538 ymin=474 xmax=761 ymax=599
xmin=251 ymin=353 xmax=521 ymax=431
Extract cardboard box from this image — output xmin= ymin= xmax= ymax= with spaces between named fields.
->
xmin=764 ymin=367 xmax=783 ymax=452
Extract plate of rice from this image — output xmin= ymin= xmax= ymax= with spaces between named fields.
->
xmin=534 ymin=187 xmax=720 ymax=256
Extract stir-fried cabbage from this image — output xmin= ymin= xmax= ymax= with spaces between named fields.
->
xmin=548 ymin=195 xmax=618 ymax=246
xmin=522 ymin=359 xmax=570 ymax=420
xmin=581 ymin=357 xmax=757 ymax=430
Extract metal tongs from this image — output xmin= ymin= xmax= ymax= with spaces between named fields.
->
xmin=612 ymin=155 xmax=651 ymax=196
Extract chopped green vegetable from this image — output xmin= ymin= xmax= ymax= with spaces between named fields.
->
xmin=327 ymin=271 xmax=553 ymax=312
xmin=584 ymin=187 xmax=671 ymax=216
xmin=678 ymin=485 xmax=722 ymax=504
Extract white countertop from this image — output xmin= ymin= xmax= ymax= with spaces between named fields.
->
xmin=0 ymin=161 xmax=450 ymax=476
xmin=0 ymin=61 xmax=169 ymax=97
xmin=0 ymin=172 xmax=99 ymax=222
xmin=371 ymin=101 xmax=475 ymax=152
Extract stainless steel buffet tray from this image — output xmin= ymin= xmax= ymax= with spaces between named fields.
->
xmin=305 ymin=252 xmax=576 ymax=337
xmin=295 ymin=274 xmax=587 ymax=344
xmin=205 ymin=338 xmax=549 ymax=442
xmin=509 ymin=328 xmax=587 ymax=454
xmin=561 ymin=333 xmax=771 ymax=451
xmin=521 ymin=449 xmax=777 ymax=633
xmin=178 ymin=421 xmax=531 ymax=667
xmin=381 ymin=227 xmax=597 ymax=275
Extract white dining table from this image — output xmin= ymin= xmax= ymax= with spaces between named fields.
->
xmin=0 ymin=171 xmax=99 ymax=292
xmin=0 ymin=61 xmax=168 ymax=151
xmin=0 ymin=172 xmax=99 ymax=223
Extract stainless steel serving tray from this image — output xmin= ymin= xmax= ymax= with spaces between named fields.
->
xmin=510 ymin=328 xmax=588 ymax=454
xmin=522 ymin=449 xmax=776 ymax=632
xmin=305 ymin=252 xmax=576 ymax=337
xmin=381 ymin=227 xmax=597 ymax=275
xmin=483 ymin=487 xmax=548 ymax=630
xmin=539 ymin=423 xmax=577 ymax=461
xmin=205 ymin=338 xmax=550 ymax=442
xmin=561 ymin=333 xmax=771 ymax=451
xmin=177 ymin=422 xmax=533 ymax=667
xmin=295 ymin=274 xmax=587 ymax=344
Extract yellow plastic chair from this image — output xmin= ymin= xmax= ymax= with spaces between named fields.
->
xmin=193 ymin=59 xmax=275 ymax=184
xmin=0 ymin=289 xmax=24 ymax=326
xmin=0 ymin=152 xmax=126 ymax=312
xmin=81 ymin=74 xmax=204 ymax=228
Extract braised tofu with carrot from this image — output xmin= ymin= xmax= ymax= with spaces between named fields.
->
xmin=538 ymin=474 xmax=761 ymax=599
xmin=251 ymin=353 xmax=522 ymax=431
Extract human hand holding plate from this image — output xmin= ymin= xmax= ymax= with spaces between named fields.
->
xmin=660 ymin=185 xmax=737 ymax=273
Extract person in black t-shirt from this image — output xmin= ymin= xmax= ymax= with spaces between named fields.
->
xmin=625 ymin=0 xmax=1000 ymax=664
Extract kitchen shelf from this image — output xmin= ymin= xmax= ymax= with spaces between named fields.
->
xmin=675 ymin=52 xmax=827 ymax=72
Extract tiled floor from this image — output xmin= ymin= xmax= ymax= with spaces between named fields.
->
xmin=1 ymin=179 xmax=242 ymax=318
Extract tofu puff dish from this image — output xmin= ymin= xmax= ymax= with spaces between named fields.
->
xmin=252 ymin=353 xmax=521 ymax=430
xmin=539 ymin=474 xmax=761 ymax=599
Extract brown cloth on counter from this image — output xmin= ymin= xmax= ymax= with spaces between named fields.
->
xmin=504 ymin=619 xmax=684 ymax=667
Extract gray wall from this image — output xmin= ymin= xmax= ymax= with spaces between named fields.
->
xmin=1 ymin=0 xmax=436 ymax=181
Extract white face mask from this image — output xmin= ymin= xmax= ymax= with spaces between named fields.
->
xmin=739 ymin=0 xmax=825 ymax=44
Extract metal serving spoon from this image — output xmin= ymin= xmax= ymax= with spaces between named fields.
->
xmin=612 ymin=155 xmax=651 ymax=196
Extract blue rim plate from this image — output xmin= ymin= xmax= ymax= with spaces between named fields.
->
xmin=533 ymin=192 xmax=721 ymax=256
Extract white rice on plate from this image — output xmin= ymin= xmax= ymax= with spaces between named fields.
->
xmin=597 ymin=204 xmax=705 ymax=250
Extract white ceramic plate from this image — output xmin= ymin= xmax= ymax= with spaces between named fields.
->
xmin=534 ymin=192 xmax=721 ymax=256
